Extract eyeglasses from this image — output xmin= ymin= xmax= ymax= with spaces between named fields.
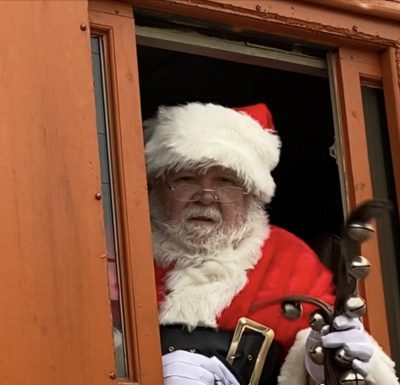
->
xmin=166 ymin=181 xmax=248 ymax=204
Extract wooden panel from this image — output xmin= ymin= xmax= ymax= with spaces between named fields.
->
xmin=0 ymin=1 xmax=116 ymax=384
xmin=302 ymin=0 xmax=400 ymax=22
xmin=334 ymin=48 xmax=391 ymax=353
xmin=381 ymin=47 xmax=400 ymax=218
xmin=89 ymin=2 xmax=163 ymax=385
xmin=129 ymin=0 xmax=400 ymax=48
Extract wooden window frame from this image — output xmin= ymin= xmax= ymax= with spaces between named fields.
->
xmin=88 ymin=0 xmax=400 ymax=369
xmin=89 ymin=2 xmax=163 ymax=384
xmin=332 ymin=47 xmax=399 ymax=352
xmin=127 ymin=0 xmax=400 ymax=355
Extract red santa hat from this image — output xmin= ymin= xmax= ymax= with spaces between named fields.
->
xmin=144 ymin=102 xmax=281 ymax=203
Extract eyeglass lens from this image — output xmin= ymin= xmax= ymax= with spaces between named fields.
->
xmin=173 ymin=184 xmax=243 ymax=203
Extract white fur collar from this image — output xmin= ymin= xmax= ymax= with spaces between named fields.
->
xmin=156 ymin=215 xmax=269 ymax=329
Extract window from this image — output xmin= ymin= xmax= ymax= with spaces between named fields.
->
xmin=89 ymin=4 xmax=163 ymax=383
xmin=89 ymin=0 xmax=400 ymax=376
xmin=91 ymin=36 xmax=128 ymax=377
xmin=362 ymin=85 xmax=400 ymax=364
xmin=135 ymin=23 xmax=344 ymax=245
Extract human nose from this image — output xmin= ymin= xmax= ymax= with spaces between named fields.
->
xmin=195 ymin=188 xmax=217 ymax=205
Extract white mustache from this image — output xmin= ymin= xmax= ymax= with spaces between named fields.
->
xmin=182 ymin=207 xmax=223 ymax=223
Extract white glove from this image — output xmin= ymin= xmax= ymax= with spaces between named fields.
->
xmin=305 ymin=315 xmax=373 ymax=384
xmin=162 ymin=350 xmax=241 ymax=385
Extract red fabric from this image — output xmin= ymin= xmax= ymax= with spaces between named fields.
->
xmin=154 ymin=225 xmax=335 ymax=352
xmin=233 ymin=103 xmax=275 ymax=130
xmin=155 ymin=265 xmax=170 ymax=303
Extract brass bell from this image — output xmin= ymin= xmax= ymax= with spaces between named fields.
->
xmin=309 ymin=342 xmax=324 ymax=365
xmin=350 ymin=256 xmax=371 ymax=279
xmin=344 ymin=296 xmax=366 ymax=318
xmin=334 ymin=347 xmax=353 ymax=367
xmin=281 ymin=301 xmax=303 ymax=319
xmin=347 ymin=222 xmax=375 ymax=242
xmin=310 ymin=311 xmax=327 ymax=332
xmin=339 ymin=370 xmax=365 ymax=385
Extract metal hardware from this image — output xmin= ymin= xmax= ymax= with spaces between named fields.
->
xmin=346 ymin=223 xmax=374 ymax=242
xmin=334 ymin=348 xmax=353 ymax=367
xmin=279 ymin=199 xmax=392 ymax=385
xmin=349 ymin=256 xmax=371 ymax=279
xmin=226 ymin=317 xmax=274 ymax=385
xmin=310 ymin=311 xmax=328 ymax=333
xmin=343 ymin=296 xmax=366 ymax=318
xmin=339 ymin=370 xmax=365 ymax=385
xmin=309 ymin=342 xmax=325 ymax=365
xmin=281 ymin=300 xmax=303 ymax=319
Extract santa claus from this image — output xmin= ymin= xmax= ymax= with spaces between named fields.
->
xmin=143 ymin=102 xmax=399 ymax=385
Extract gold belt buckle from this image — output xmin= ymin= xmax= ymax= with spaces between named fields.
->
xmin=226 ymin=317 xmax=275 ymax=385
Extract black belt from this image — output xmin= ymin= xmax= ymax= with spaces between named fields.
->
xmin=160 ymin=319 xmax=282 ymax=385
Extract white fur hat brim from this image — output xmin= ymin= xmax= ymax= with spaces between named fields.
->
xmin=144 ymin=102 xmax=281 ymax=203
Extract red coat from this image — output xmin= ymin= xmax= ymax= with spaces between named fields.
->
xmin=155 ymin=225 xmax=335 ymax=351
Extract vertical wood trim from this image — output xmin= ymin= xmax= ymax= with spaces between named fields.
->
xmin=334 ymin=48 xmax=391 ymax=353
xmin=89 ymin=2 xmax=163 ymax=384
xmin=0 ymin=1 xmax=116 ymax=384
xmin=381 ymin=47 xmax=400 ymax=217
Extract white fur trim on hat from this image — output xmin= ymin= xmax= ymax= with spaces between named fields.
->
xmin=144 ymin=102 xmax=281 ymax=203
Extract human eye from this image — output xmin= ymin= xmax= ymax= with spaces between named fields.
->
xmin=217 ymin=176 xmax=239 ymax=187
xmin=172 ymin=173 xmax=197 ymax=185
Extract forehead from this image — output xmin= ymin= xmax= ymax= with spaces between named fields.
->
xmin=167 ymin=166 xmax=238 ymax=178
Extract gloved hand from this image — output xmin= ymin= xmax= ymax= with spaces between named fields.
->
xmin=162 ymin=350 xmax=241 ymax=385
xmin=305 ymin=315 xmax=373 ymax=384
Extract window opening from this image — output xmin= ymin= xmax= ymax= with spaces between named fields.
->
xmin=91 ymin=36 xmax=128 ymax=378
xmin=135 ymin=25 xmax=344 ymax=272
xmin=361 ymin=85 xmax=400 ymax=368
xmin=135 ymin=25 xmax=327 ymax=77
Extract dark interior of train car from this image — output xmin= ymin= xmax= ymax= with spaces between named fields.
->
xmin=135 ymin=22 xmax=344 ymax=272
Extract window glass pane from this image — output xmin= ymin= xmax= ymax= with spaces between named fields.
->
xmin=91 ymin=36 xmax=127 ymax=378
xmin=361 ymin=85 xmax=400 ymax=368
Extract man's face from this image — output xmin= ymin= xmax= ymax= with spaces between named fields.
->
xmin=152 ymin=166 xmax=249 ymax=236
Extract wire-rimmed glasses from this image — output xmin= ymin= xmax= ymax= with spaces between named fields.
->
xmin=166 ymin=181 xmax=248 ymax=204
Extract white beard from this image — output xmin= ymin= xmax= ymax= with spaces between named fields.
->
xmin=150 ymin=198 xmax=270 ymax=330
